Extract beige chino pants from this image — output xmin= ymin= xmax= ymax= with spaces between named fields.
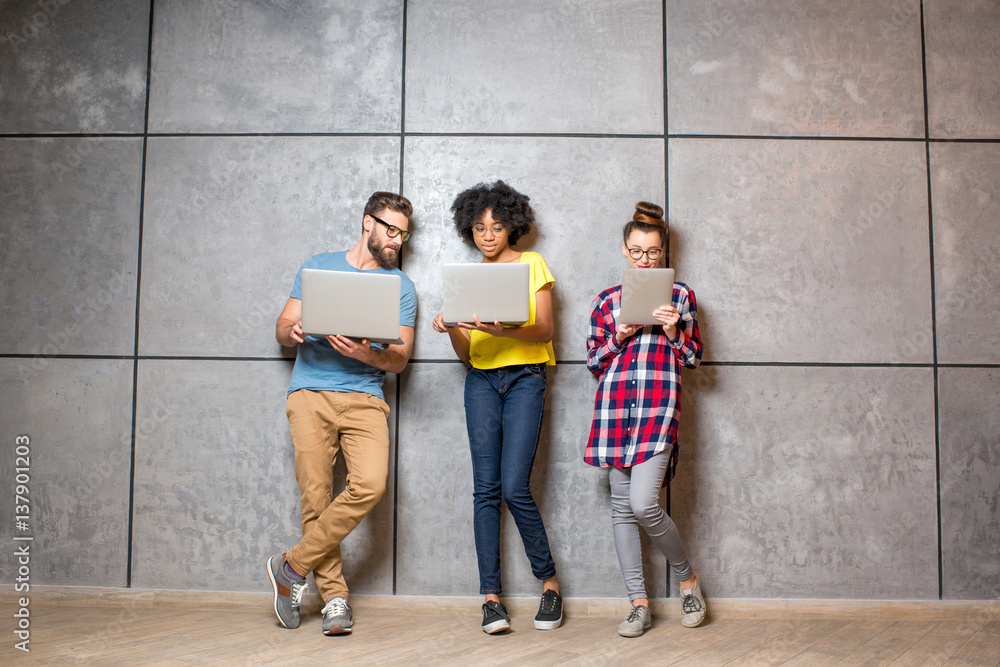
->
xmin=284 ymin=389 xmax=390 ymax=602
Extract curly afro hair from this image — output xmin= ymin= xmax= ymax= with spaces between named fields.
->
xmin=450 ymin=180 xmax=535 ymax=246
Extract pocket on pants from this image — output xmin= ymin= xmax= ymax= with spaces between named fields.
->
xmin=524 ymin=364 xmax=546 ymax=380
xmin=366 ymin=393 xmax=391 ymax=418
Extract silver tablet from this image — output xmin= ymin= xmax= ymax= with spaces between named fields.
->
xmin=619 ymin=268 xmax=675 ymax=325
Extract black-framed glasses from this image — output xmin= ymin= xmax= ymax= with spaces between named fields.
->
xmin=370 ymin=214 xmax=411 ymax=241
xmin=627 ymin=247 xmax=663 ymax=260
xmin=473 ymin=224 xmax=507 ymax=237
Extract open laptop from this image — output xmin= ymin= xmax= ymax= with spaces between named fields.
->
xmin=442 ymin=263 xmax=530 ymax=327
xmin=619 ymin=268 xmax=675 ymax=325
xmin=300 ymin=269 xmax=404 ymax=345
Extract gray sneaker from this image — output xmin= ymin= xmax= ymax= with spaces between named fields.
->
xmin=680 ymin=582 xmax=707 ymax=628
xmin=617 ymin=605 xmax=652 ymax=637
xmin=266 ymin=555 xmax=307 ymax=629
xmin=322 ymin=596 xmax=353 ymax=635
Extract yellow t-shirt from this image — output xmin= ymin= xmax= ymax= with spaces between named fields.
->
xmin=469 ymin=251 xmax=556 ymax=369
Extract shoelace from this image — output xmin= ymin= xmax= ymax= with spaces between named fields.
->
xmin=322 ymin=597 xmax=348 ymax=618
xmin=681 ymin=590 xmax=703 ymax=614
xmin=484 ymin=602 xmax=508 ymax=621
xmin=290 ymin=581 xmax=307 ymax=608
xmin=540 ymin=591 xmax=558 ymax=613
xmin=625 ymin=606 xmax=644 ymax=623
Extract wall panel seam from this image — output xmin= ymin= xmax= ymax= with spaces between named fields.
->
xmin=125 ymin=0 xmax=157 ymax=590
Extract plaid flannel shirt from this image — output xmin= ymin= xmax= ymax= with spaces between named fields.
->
xmin=585 ymin=282 xmax=702 ymax=477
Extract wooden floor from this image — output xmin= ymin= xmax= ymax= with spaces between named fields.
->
xmin=13 ymin=596 xmax=1000 ymax=666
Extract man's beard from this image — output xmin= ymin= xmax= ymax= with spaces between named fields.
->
xmin=368 ymin=234 xmax=399 ymax=269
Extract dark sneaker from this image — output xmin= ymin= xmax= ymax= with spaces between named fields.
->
xmin=618 ymin=605 xmax=652 ymax=637
xmin=266 ymin=554 xmax=307 ymax=629
xmin=534 ymin=589 xmax=563 ymax=630
xmin=680 ymin=581 xmax=707 ymax=628
xmin=321 ymin=596 xmax=353 ymax=635
xmin=481 ymin=600 xmax=511 ymax=634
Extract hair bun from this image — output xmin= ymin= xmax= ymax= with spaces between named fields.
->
xmin=634 ymin=201 xmax=663 ymax=221
xmin=633 ymin=201 xmax=664 ymax=226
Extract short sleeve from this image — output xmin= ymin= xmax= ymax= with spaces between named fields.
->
xmin=530 ymin=253 xmax=555 ymax=293
xmin=399 ymin=276 xmax=417 ymax=327
xmin=289 ymin=258 xmax=313 ymax=300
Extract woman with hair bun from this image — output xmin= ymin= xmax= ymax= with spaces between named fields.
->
xmin=432 ymin=180 xmax=563 ymax=634
xmin=585 ymin=202 xmax=707 ymax=636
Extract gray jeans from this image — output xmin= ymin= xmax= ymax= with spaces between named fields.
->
xmin=609 ymin=449 xmax=692 ymax=600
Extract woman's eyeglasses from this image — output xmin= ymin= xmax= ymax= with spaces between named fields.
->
xmin=626 ymin=247 xmax=663 ymax=260
xmin=473 ymin=224 xmax=507 ymax=237
xmin=370 ymin=214 xmax=411 ymax=241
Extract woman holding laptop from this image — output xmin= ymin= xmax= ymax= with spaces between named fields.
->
xmin=585 ymin=202 xmax=706 ymax=636
xmin=432 ymin=180 xmax=562 ymax=634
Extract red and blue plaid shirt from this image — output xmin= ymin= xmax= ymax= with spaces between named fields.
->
xmin=585 ymin=282 xmax=702 ymax=479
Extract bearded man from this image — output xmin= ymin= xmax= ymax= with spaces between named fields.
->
xmin=266 ymin=191 xmax=416 ymax=636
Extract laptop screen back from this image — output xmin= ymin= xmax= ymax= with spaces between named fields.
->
xmin=442 ymin=263 xmax=530 ymax=326
xmin=300 ymin=269 xmax=403 ymax=345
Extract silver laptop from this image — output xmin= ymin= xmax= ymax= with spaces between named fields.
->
xmin=619 ymin=268 xmax=675 ymax=325
xmin=442 ymin=263 xmax=530 ymax=327
xmin=300 ymin=269 xmax=403 ymax=345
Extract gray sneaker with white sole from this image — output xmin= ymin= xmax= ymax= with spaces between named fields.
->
xmin=617 ymin=605 xmax=652 ymax=637
xmin=266 ymin=555 xmax=307 ymax=629
xmin=322 ymin=596 xmax=353 ymax=635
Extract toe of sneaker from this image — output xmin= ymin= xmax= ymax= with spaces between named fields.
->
xmin=681 ymin=612 xmax=706 ymax=628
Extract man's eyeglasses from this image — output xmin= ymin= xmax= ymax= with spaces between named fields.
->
xmin=473 ymin=224 xmax=507 ymax=237
xmin=626 ymin=247 xmax=663 ymax=260
xmin=370 ymin=214 xmax=411 ymax=241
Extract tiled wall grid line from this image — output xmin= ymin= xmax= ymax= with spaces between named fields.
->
xmin=1 ymin=1 xmax=997 ymax=602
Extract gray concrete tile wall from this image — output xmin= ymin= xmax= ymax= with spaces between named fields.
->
xmin=673 ymin=366 xmax=938 ymax=599
xmin=0 ymin=359 xmax=134 ymax=587
xmin=925 ymin=0 xmax=1000 ymax=139
xmin=2 ymin=0 xmax=998 ymax=602
xmin=148 ymin=0 xmax=404 ymax=133
xmin=405 ymin=0 xmax=663 ymax=134
xmin=0 ymin=138 xmax=142 ymax=357
xmin=666 ymin=0 xmax=924 ymax=137
xmin=931 ymin=143 xmax=1000 ymax=364
xmin=131 ymin=359 xmax=300 ymax=591
xmin=669 ymin=138 xmax=932 ymax=363
xmin=0 ymin=0 xmax=150 ymax=133
xmin=939 ymin=368 xmax=1000 ymax=600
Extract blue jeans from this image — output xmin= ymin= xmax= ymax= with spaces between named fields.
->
xmin=464 ymin=364 xmax=557 ymax=595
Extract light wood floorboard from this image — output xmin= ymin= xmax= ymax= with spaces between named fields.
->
xmin=9 ymin=599 xmax=1000 ymax=666
xmin=945 ymin=622 xmax=1000 ymax=667
xmin=888 ymin=620 xmax=987 ymax=667
xmin=838 ymin=620 xmax=942 ymax=666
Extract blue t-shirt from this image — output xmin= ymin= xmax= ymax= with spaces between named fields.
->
xmin=287 ymin=251 xmax=416 ymax=400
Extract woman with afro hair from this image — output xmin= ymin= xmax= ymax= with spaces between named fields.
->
xmin=432 ymin=180 xmax=563 ymax=634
